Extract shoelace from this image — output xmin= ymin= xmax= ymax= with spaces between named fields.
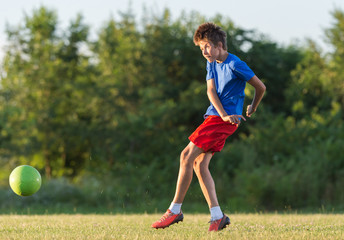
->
xmin=159 ymin=212 xmax=173 ymax=222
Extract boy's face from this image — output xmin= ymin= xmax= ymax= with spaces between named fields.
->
xmin=199 ymin=40 xmax=220 ymax=63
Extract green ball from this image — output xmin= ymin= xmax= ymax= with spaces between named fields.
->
xmin=9 ymin=165 xmax=42 ymax=196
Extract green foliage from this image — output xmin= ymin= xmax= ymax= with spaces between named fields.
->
xmin=0 ymin=6 xmax=343 ymax=212
xmin=218 ymin=109 xmax=344 ymax=211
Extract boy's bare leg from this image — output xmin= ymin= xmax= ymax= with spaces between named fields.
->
xmin=172 ymin=142 xmax=204 ymax=204
xmin=193 ymin=152 xmax=219 ymax=208
xmin=151 ymin=142 xmax=203 ymax=229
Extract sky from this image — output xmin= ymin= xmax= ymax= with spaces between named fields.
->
xmin=1 ymin=0 xmax=344 ymax=59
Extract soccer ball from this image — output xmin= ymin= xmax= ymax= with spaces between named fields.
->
xmin=9 ymin=165 xmax=42 ymax=196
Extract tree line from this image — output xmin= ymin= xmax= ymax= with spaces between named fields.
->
xmin=0 ymin=6 xmax=343 ymax=211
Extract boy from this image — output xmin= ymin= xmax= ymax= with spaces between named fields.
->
xmin=151 ymin=22 xmax=266 ymax=232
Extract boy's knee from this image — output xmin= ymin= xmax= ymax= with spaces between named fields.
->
xmin=193 ymin=158 xmax=208 ymax=174
xmin=193 ymin=160 xmax=201 ymax=173
xmin=180 ymin=147 xmax=194 ymax=167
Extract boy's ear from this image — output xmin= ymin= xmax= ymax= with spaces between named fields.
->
xmin=216 ymin=41 xmax=223 ymax=49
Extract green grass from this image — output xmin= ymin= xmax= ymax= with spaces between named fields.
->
xmin=0 ymin=213 xmax=343 ymax=239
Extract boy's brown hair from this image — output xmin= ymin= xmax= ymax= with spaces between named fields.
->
xmin=193 ymin=22 xmax=227 ymax=50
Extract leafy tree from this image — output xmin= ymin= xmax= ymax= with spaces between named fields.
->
xmin=0 ymin=7 xmax=91 ymax=178
xmin=325 ymin=9 xmax=344 ymax=111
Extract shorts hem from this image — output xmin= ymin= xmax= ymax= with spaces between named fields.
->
xmin=188 ymin=116 xmax=237 ymax=153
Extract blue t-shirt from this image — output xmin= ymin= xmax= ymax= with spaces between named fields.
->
xmin=204 ymin=53 xmax=255 ymax=118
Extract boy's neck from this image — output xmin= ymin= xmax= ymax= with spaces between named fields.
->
xmin=216 ymin=51 xmax=229 ymax=63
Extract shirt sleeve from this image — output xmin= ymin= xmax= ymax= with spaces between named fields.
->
xmin=232 ymin=60 xmax=255 ymax=82
xmin=206 ymin=61 xmax=215 ymax=80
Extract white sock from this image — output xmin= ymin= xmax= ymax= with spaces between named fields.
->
xmin=210 ymin=206 xmax=223 ymax=221
xmin=168 ymin=202 xmax=182 ymax=214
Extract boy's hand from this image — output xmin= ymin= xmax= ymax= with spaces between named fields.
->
xmin=222 ymin=114 xmax=246 ymax=126
xmin=246 ymin=105 xmax=256 ymax=117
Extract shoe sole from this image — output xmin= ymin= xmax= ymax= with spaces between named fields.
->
xmin=153 ymin=214 xmax=184 ymax=229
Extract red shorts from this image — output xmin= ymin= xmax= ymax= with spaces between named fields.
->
xmin=188 ymin=115 xmax=238 ymax=153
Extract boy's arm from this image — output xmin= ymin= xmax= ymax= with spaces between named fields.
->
xmin=207 ymin=78 xmax=245 ymax=125
xmin=246 ymin=75 xmax=266 ymax=117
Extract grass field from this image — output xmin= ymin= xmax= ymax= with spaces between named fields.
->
xmin=0 ymin=213 xmax=343 ymax=239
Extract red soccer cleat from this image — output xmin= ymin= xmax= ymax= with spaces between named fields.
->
xmin=151 ymin=209 xmax=184 ymax=229
xmin=208 ymin=214 xmax=230 ymax=232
